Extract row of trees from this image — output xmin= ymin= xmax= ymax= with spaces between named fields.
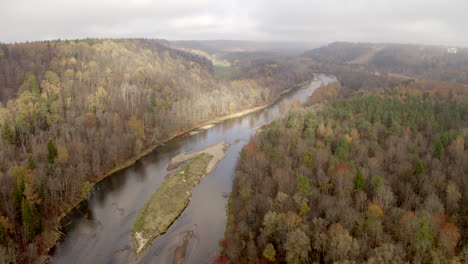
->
xmin=0 ymin=39 xmax=315 ymax=262
xmin=218 ymin=87 xmax=467 ymax=263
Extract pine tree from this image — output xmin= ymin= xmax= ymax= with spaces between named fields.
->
xmin=413 ymin=161 xmax=425 ymax=176
xmin=354 ymin=170 xmax=366 ymax=191
xmin=0 ymin=222 xmax=8 ymax=245
xmin=21 ymin=197 xmax=33 ymax=240
xmin=27 ymin=154 xmax=36 ymax=170
xmin=1 ymin=123 xmax=15 ymax=144
xmin=21 ymin=197 xmax=41 ymax=241
xmin=435 ymin=140 xmax=443 ymax=159
xmin=296 ymin=175 xmax=312 ymax=197
xmin=47 ymin=140 xmax=58 ymax=164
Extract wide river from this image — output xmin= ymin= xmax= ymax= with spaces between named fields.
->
xmin=51 ymin=74 xmax=336 ymax=264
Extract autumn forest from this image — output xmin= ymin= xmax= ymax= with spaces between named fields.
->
xmin=0 ymin=39 xmax=467 ymax=264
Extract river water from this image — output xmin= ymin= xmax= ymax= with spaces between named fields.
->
xmin=51 ymin=74 xmax=336 ymax=264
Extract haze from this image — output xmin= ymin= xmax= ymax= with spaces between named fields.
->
xmin=1 ymin=0 xmax=467 ymax=46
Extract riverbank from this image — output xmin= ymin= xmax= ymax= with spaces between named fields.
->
xmin=45 ymin=77 xmax=316 ymax=259
xmin=132 ymin=141 xmax=230 ymax=256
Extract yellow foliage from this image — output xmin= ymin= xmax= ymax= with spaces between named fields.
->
xmin=0 ymin=216 xmax=12 ymax=232
xmin=57 ymin=145 xmax=70 ymax=163
xmin=65 ymin=69 xmax=75 ymax=79
xmin=128 ymin=115 xmax=146 ymax=140
xmin=317 ymin=123 xmax=333 ymax=138
xmin=68 ymin=57 xmax=77 ymax=65
xmin=0 ymin=107 xmax=11 ymax=124
xmin=41 ymin=71 xmax=61 ymax=100
xmin=368 ymin=203 xmax=384 ymax=217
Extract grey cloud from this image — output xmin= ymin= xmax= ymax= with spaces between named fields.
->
xmin=1 ymin=0 xmax=467 ymax=46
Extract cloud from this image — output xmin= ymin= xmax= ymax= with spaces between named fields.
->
xmin=1 ymin=0 xmax=467 ymax=46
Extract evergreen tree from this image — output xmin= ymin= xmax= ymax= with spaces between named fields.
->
xmin=0 ymin=222 xmax=8 ymax=245
xmin=21 ymin=197 xmax=41 ymax=241
xmin=435 ymin=140 xmax=443 ymax=159
xmin=1 ymin=123 xmax=15 ymax=144
xmin=354 ymin=170 xmax=366 ymax=191
xmin=413 ymin=161 xmax=425 ymax=176
xmin=10 ymin=174 xmax=25 ymax=210
xmin=27 ymin=154 xmax=36 ymax=170
xmin=296 ymin=175 xmax=312 ymax=197
xmin=47 ymin=140 xmax=58 ymax=164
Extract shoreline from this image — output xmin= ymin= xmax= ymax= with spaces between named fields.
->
xmin=44 ymin=76 xmax=316 ymax=258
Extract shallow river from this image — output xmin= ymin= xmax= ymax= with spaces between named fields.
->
xmin=51 ymin=74 xmax=336 ymax=264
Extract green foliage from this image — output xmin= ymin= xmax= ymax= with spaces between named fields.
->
xmin=354 ymin=170 xmax=366 ymax=191
xmin=213 ymin=60 xmax=240 ymax=80
xmin=331 ymin=95 xmax=467 ymax=134
xmin=301 ymin=151 xmax=315 ymax=167
xmin=223 ymin=76 xmax=468 ymax=263
xmin=262 ymin=243 xmax=276 ymax=262
xmin=18 ymin=72 xmax=40 ymax=96
xmin=21 ymin=197 xmax=41 ymax=241
xmin=287 ymin=115 xmax=298 ymax=128
xmin=80 ymin=181 xmax=93 ymax=199
xmin=335 ymin=136 xmax=350 ymax=161
xmin=1 ymin=123 xmax=15 ymax=144
xmin=370 ymin=175 xmax=383 ymax=195
xmin=296 ymin=175 xmax=312 ymax=197
xmin=412 ymin=217 xmax=433 ymax=254
xmin=10 ymin=174 xmax=25 ymax=210
xmin=27 ymin=154 xmax=36 ymax=170
xmin=0 ymin=222 xmax=8 ymax=245
xmin=413 ymin=161 xmax=425 ymax=176
xmin=434 ymin=140 xmax=443 ymax=159
xmin=299 ymin=201 xmax=310 ymax=216
xmin=47 ymin=140 xmax=58 ymax=164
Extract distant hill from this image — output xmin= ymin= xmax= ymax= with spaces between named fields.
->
xmin=174 ymin=40 xmax=321 ymax=56
xmin=305 ymin=42 xmax=468 ymax=84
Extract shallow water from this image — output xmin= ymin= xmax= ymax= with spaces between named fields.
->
xmin=51 ymin=74 xmax=336 ymax=264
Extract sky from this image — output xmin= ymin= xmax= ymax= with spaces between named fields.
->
xmin=1 ymin=0 xmax=467 ymax=46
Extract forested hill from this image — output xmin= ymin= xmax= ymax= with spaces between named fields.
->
xmin=219 ymin=81 xmax=468 ymax=263
xmin=0 ymin=39 xmax=314 ymax=262
xmin=305 ymin=42 xmax=468 ymax=84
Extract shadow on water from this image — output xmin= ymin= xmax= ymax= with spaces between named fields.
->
xmin=51 ymin=74 xmax=336 ymax=264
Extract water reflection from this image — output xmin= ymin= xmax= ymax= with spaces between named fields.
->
xmin=52 ymin=75 xmax=336 ymax=264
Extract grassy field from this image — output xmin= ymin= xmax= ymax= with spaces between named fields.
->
xmin=213 ymin=59 xmax=240 ymax=80
xmin=131 ymin=153 xmax=213 ymax=256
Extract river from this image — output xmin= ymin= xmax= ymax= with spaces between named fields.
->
xmin=51 ymin=74 xmax=336 ymax=264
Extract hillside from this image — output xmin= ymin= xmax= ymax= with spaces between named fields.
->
xmin=0 ymin=39 xmax=314 ymax=262
xmin=305 ymin=42 xmax=468 ymax=84
xmin=218 ymin=80 xmax=468 ymax=263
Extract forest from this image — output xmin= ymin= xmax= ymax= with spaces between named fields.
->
xmin=305 ymin=42 xmax=468 ymax=84
xmin=218 ymin=79 xmax=468 ymax=263
xmin=0 ymin=39 xmax=315 ymax=262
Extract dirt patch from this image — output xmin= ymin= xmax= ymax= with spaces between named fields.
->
xmin=168 ymin=141 xmax=230 ymax=171
xmin=200 ymin=124 xmax=215 ymax=130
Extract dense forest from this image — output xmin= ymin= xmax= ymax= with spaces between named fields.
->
xmin=0 ymin=39 xmax=315 ymax=262
xmin=305 ymin=42 xmax=468 ymax=84
xmin=218 ymin=80 xmax=468 ymax=263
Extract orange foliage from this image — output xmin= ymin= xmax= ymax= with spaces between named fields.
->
xmin=332 ymin=163 xmax=353 ymax=177
xmin=212 ymin=256 xmax=231 ymax=264
xmin=245 ymin=143 xmax=258 ymax=153
xmin=439 ymin=222 xmax=461 ymax=256
xmin=308 ymin=82 xmax=342 ymax=104
xmin=283 ymin=211 xmax=302 ymax=229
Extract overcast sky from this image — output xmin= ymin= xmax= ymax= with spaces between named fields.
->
xmin=1 ymin=0 xmax=467 ymax=46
